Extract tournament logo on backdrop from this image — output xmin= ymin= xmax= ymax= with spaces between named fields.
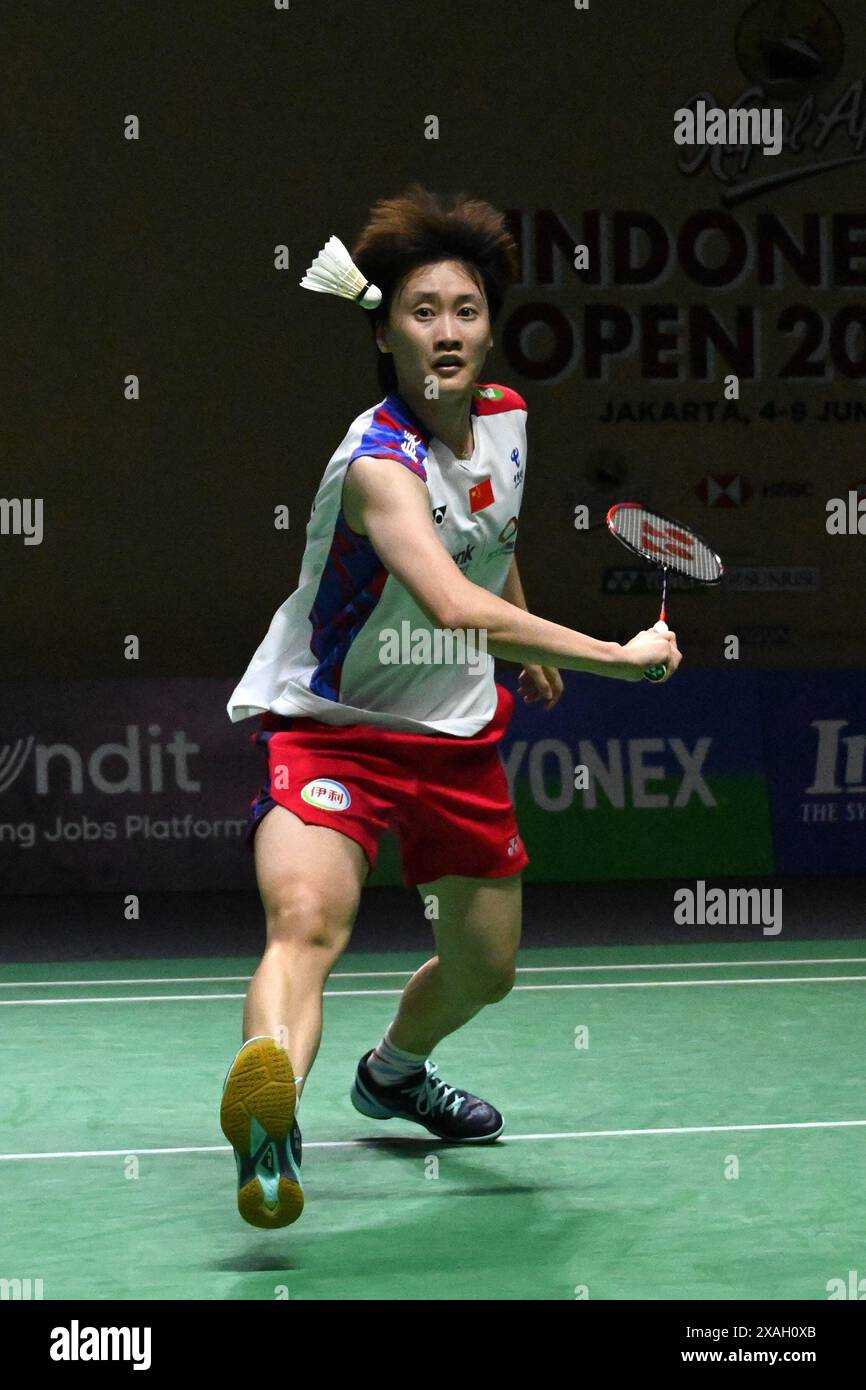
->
xmin=735 ymin=0 xmax=843 ymax=99
xmin=681 ymin=0 xmax=849 ymax=204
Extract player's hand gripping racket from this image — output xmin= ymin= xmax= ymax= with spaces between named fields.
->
xmin=605 ymin=503 xmax=724 ymax=681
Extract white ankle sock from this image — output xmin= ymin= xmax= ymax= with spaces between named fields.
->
xmin=367 ymin=1027 xmax=428 ymax=1087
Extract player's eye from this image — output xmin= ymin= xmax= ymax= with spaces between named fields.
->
xmin=414 ymin=306 xmax=479 ymax=318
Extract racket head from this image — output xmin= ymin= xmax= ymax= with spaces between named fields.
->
xmin=605 ymin=502 xmax=724 ymax=584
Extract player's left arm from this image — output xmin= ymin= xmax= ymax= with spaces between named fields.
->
xmin=501 ymin=556 xmax=564 ymax=710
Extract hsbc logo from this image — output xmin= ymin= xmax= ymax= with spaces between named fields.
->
xmin=696 ymin=474 xmax=752 ymax=507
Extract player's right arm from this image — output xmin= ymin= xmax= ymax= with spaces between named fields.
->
xmin=342 ymin=457 xmax=679 ymax=682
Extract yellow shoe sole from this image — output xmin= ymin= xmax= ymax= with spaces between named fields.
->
xmin=220 ymin=1038 xmax=303 ymax=1229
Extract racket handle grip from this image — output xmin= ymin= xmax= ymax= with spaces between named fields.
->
xmin=643 ymin=620 xmax=670 ymax=682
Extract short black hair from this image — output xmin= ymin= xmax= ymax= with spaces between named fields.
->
xmin=351 ymin=182 xmax=519 ymax=396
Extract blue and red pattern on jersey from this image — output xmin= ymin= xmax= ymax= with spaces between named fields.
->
xmin=307 ymin=510 xmax=388 ymax=700
xmin=347 ymin=393 xmax=432 ymax=481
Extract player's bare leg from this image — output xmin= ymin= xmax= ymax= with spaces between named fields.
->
xmin=221 ymin=804 xmax=367 ymax=1226
xmin=246 ymin=803 xmax=369 ymax=1095
xmin=392 ymin=873 xmax=522 ymax=1052
xmin=350 ymin=874 xmax=521 ymax=1142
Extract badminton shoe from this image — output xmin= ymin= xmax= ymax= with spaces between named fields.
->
xmin=350 ymin=1050 xmax=504 ymax=1142
xmin=220 ymin=1036 xmax=304 ymax=1228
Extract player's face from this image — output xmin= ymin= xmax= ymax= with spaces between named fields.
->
xmin=379 ymin=260 xmax=494 ymax=395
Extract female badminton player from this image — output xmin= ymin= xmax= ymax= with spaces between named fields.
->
xmin=220 ymin=183 xmax=681 ymax=1228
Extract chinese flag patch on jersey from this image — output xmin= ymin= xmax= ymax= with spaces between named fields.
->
xmin=469 ymin=478 xmax=495 ymax=513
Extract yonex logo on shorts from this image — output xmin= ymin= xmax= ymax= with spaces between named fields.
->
xmin=300 ymin=779 xmax=352 ymax=811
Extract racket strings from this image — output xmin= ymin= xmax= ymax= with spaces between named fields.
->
xmin=609 ymin=506 xmax=722 ymax=583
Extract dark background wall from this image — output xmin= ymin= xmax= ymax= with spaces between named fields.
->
xmin=6 ymin=0 xmax=866 ymax=682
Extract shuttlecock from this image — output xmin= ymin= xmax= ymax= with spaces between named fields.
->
xmin=299 ymin=236 xmax=382 ymax=309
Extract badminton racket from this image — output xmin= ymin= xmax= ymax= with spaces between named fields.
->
xmin=605 ymin=503 xmax=724 ymax=681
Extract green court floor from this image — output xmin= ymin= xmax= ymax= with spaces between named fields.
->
xmin=2 ymin=941 xmax=865 ymax=1301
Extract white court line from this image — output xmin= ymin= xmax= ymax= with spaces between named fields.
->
xmin=2 ymin=1117 xmax=866 ymax=1162
xmin=2 ymin=956 xmax=866 ymax=988
xmin=4 ymin=974 xmax=866 ymax=1005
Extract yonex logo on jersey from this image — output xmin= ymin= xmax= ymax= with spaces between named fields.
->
xmin=473 ymin=386 xmax=504 ymax=400
xmin=506 ymin=834 xmax=521 ymax=857
xmin=300 ymin=779 xmax=352 ymax=811
xmin=400 ymin=430 xmax=421 ymax=463
xmin=432 ymin=504 xmax=448 ymax=526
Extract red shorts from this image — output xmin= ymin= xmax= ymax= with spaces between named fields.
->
xmin=244 ymin=682 xmax=529 ymax=887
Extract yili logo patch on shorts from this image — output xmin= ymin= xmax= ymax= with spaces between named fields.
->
xmin=300 ymin=779 xmax=352 ymax=811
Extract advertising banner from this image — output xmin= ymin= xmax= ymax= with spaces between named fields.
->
xmin=494 ymin=670 xmax=775 ymax=883
xmin=0 ymin=672 xmax=788 ymax=894
xmin=2 ymin=671 xmax=863 ymax=894
xmin=759 ymin=669 xmax=866 ymax=874
xmin=0 ymin=680 xmax=254 ymax=894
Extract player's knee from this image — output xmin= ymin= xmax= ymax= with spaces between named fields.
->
xmin=478 ymin=966 xmax=517 ymax=1004
xmin=265 ymin=882 xmax=352 ymax=954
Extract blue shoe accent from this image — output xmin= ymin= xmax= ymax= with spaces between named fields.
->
xmin=350 ymin=1050 xmax=504 ymax=1143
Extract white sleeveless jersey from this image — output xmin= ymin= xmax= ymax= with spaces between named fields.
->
xmin=227 ymin=383 xmax=528 ymax=736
